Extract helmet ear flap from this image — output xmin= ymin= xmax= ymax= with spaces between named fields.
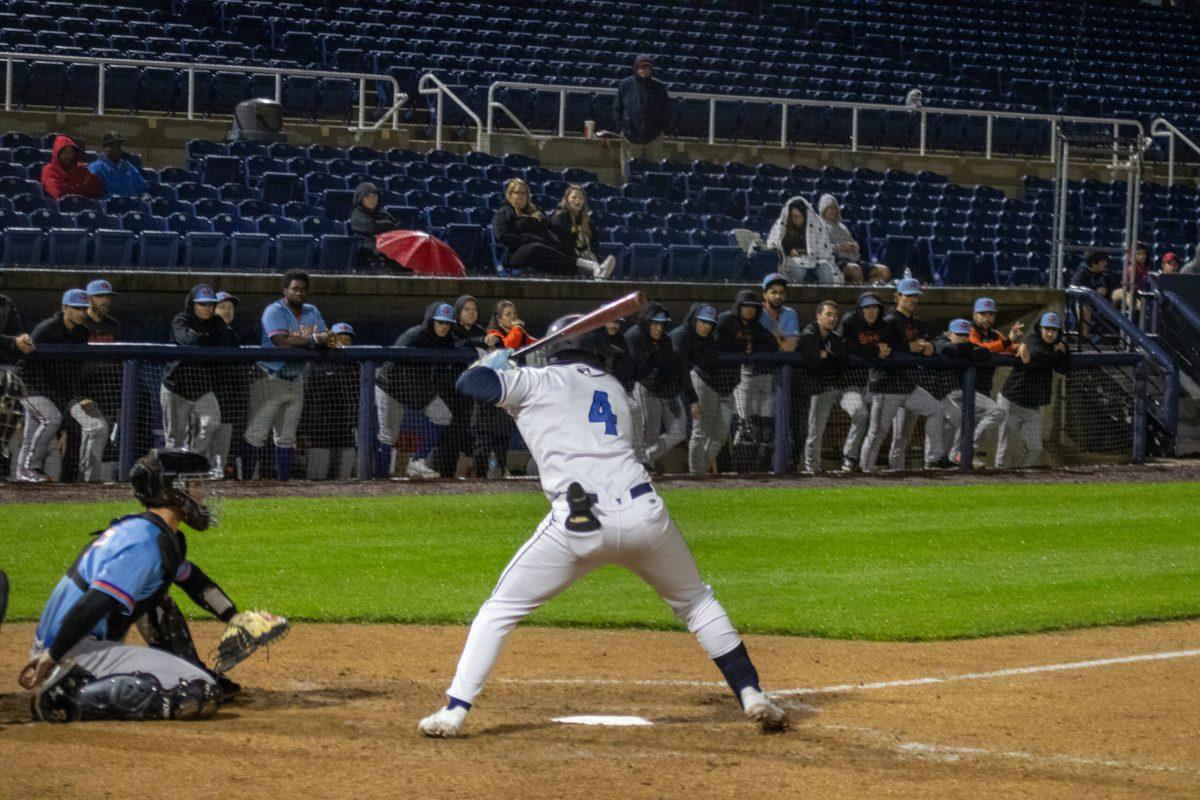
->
xmin=130 ymin=451 xmax=167 ymax=507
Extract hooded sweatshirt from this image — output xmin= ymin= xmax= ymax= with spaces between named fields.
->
xmin=714 ymin=290 xmax=776 ymax=395
xmin=451 ymin=294 xmax=490 ymax=350
xmin=377 ymin=302 xmax=458 ymax=405
xmin=612 ymin=54 xmax=670 ymax=144
xmin=767 ymin=196 xmax=824 ymax=260
xmin=349 ymin=181 xmax=398 ymax=258
xmin=670 ymin=303 xmax=722 ymax=403
xmin=932 ymin=334 xmax=991 ymax=400
xmin=797 ymin=319 xmax=848 ymax=395
xmin=968 ymin=321 xmax=1015 ymax=394
xmin=596 ymin=321 xmax=637 ymax=394
xmin=1000 ymin=326 xmax=1069 ymax=409
xmin=162 ymin=285 xmax=237 ymax=401
xmin=41 ymin=136 xmax=105 ymax=200
xmin=816 ymin=194 xmax=859 ymax=264
xmin=837 ymin=293 xmax=888 ymax=360
xmin=88 ymin=150 xmax=148 ymax=199
xmin=625 ymin=302 xmax=682 ymax=399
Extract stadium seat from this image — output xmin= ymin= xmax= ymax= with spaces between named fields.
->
xmin=275 ymin=234 xmax=316 ymax=270
xmin=665 ymin=245 xmax=706 ymax=281
xmin=138 ymin=230 xmax=180 ymax=268
xmin=317 ymin=234 xmax=355 ymax=272
xmin=3 ymin=228 xmax=43 ymax=266
xmin=46 ymin=227 xmax=88 ymax=266
xmin=92 ymin=229 xmax=134 ymax=267
xmin=184 ymin=232 xmax=227 ymax=270
xmin=706 ymin=245 xmax=745 ymax=281
xmin=627 ymin=244 xmax=665 ymax=280
xmin=230 ymin=232 xmax=271 ymax=271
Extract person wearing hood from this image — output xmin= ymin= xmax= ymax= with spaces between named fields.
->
xmin=450 ymin=295 xmax=497 ymax=478
xmin=597 ymin=318 xmax=638 ymax=395
xmin=718 ymin=290 xmax=778 ymax=472
xmin=816 ymin=194 xmax=890 ymax=285
xmin=492 ymin=178 xmax=615 ymax=279
xmin=613 ymin=54 xmax=670 ymax=147
xmin=40 ymin=135 xmax=104 ymax=200
xmin=161 ymin=284 xmax=231 ymax=458
xmin=859 ymin=279 xmax=945 ymax=472
xmin=302 ymin=323 xmax=360 ymax=480
xmin=1181 ymin=244 xmax=1200 ymax=275
xmin=207 ymin=291 xmax=252 ymax=478
xmin=625 ymin=302 xmax=685 ymax=469
xmin=996 ymin=312 xmax=1069 ymax=468
xmin=836 ymin=292 xmax=890 ymax=470
xmin=87 ymin=131 xmax=148 ymax=199
xmin=798 ymin=300 xmax=867 ymax=474
xmin=349 ymin=181 xmax=400 ymax=271
xmin=14 ymin=290 xmax=95 ymax=482
xmin=671 ymin=304 xmax=730 ymax=475
xmin=767 ymin=197 xmax=839 ymax=285
xmin=375 ymin=302 xmax=459 ymax=480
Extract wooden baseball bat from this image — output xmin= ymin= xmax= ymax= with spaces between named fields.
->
xmin=511 ymin=291 xmax=648 ymax=358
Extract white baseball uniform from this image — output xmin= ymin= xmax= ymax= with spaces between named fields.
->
xmin=442 ymin=362 xmax=744 ymax=705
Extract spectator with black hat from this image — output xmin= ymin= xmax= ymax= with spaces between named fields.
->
xmin=613 ymin=54 xmax=670 ymax=146
xmin=87 ymin=131 xmax=148 ymax=199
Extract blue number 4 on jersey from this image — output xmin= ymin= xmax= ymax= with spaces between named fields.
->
xmin=587 ymin=390 xmax=618 ymax=436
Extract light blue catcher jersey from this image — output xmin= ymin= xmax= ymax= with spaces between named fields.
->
xmin=32 ymin=515 xmax=190 ymax=652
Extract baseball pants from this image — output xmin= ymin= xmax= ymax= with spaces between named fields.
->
xmin=995 ymin=394 xmax=1044 ymax=468
xmin=68 ymin=402 xmax=110 ymax=483
xmin=734 ymin=369 xmax=774 ymax=420
xmin=36 ymin=639 xmax=214 ymax=690
xmin=804 ymin=388 xmax=867 ymax=472
xmin=17 ymin=395 xmax=62 ymax=476
xmin=445 ymin=490 xmax=743 ymax=705
xmin=688 ymin=372 xmax=733 ymax=475
xmin=861 ymin=388 xmax=944 ymax=471
xmin=943 ymin=390 xmax=1004 ymax=462
xmin=306 ymin=447 xmax=356 ymax=480
xmin=634 ymin=384 xmax=686 ymax=465
xmin=244 ymin=373 xmax=304 ymax=449
xmin=208 ymin=423 xmax=232 ymax=473
xmin=375 ymin=388 xmax=453 ymax=445
xmin=160 ymin=386 xmax=221 ymax=455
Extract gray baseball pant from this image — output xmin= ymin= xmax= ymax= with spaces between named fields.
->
xmin=208 ymin=422 xmax=232 ymax=473
xmin=375 ymin=388 xmax=454 ymax=445
xmin=16 ymin=395 xmax=61 ymax=475
xmin=861 ymin=387 xmax=944 ymax=471
xmin=160 ymin=386 xmax=221 ymax=455
xmin=307 ymin=447 xmax=356 ymax=480
xmin=943 ymin=390 xmax=1003 ymax=462
xmin=805 ymin=388 xmax=867 ymax=472
xmin=33 ymin=639 xmax=214 ymax=689
xmin=244 ymin=373 xmax=304 ymax=449
xmin=995 ymin=394 xmax=1044 ymax=468
xmin=634 ymin=384 xmax=686 ymax=465
xmin=688 ymin=372 xmax=733 ymax=475
xmin=68 ymin=402 xmax=110 ymax=482
xmin=734 ymin=369 xmax=774 ymax=420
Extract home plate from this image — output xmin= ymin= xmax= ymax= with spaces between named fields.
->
xmin=553 ymin=715 xmax=654 ymax=727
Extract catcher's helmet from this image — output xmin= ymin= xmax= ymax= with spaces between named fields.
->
xmin=0 ymin=369 xmax=25 ymax=459
xmin=130 ymin=449 xmax=222 ymax=531
xmin=543 ymin=315 xmax=609 ymax=365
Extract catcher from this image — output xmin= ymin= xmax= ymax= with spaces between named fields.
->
xmin=18 ymin=449 xmax=288 ymax=722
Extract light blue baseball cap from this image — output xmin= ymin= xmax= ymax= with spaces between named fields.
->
xmin=696 ymin=304 xmax=718 ymax=323
xmin=896 ymin=277 xmax=923 ymax=296
xmin=62 ymin=288 xmax=90 ymax=308
xmin=858 ymin=293 xmax=883 ymax=309
xmin=649 ymin=309 xmax=671 ymax=323
xmin=948 ymin=318 xmax=971 ymax=335
xmin=192 ymin=285 xmax=218 ymax=303
xmin=761 ymin=272 xmax=787 ymax=291
xmin=1040 ymin=312 xmax=1062 ymax=329
xmin=85 ymin=279 xmax=114 ymax=296
xmin=973 ymin=297 xmax=997 ymax=314
xmin=331 ymin=322 xmax=355 ymax=337
xmin=215 ymin=290 xmax=239 ymax=305
xmin=432 ymin=303 xmax=455 ymax=323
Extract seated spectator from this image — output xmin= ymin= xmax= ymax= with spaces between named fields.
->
xmin=767 ymin=197 xmax=838 ymax=284
xmin=815 ymin=195 xmax=891 ymax=285
xmin=87 ymin=132 xmax=148 ymax=199
xmin=1112 ymin=242 xmax=1149 ymax=309
xmin=996 ymin=313 xmax=1069 ymax=468
xmin=349 ymin=182 xmax=400 ymax=271
xmin=1158 ymin=251 xmax=1180 ymax=276
xmin=492 ymin=178 xmax=614 ymax=279
xmin=1068 ymin=249 xmax=1115 ymax=340
xmin=613 ymin=54 xmax=670 ymax=147
xmin=551 ymin=185 xmax=603 ymax=264
xmin=1182 ymin=244 xmax=1200 ymax=275
xmin=41 ymin=135 xmax=104 ymax=200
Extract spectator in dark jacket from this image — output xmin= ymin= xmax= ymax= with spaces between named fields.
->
xmin=996 ymin=312 xmax=1069 ymax=468
xmin=669 ymin=303 xmax=727 ymax=475
xmin=87 ymin=131 xmax=148 ymax=199
xmin=349 ymin=181 xmax=399 ymax=271
xmin=451 ymin=295 xmax=497 ymax=478
xmin=40 ymin=135 xmax=104 ymax=200
xmin=492 ymin=179 xmax=614 ymax=278
xmin=14 ymin=290 xmax=94 ymax=482
xmin=302 ymin=322 xmax=360 ymax=480
xmin=613 ymin=54 xmax=670 ymax=145
xmin=798 ymin=300 xmax=867 ymax=474
xmin=625 ymin=301 xmax=685 ymax=469
xmin=161 ymin=284 xmax=229 ymax=456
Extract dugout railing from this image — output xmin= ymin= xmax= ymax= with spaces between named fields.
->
xmin=5 ymin=344 xmax=1148 ymax=483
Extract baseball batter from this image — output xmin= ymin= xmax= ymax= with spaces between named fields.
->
xmin=418 ymin=315 xmax=789 ymax=737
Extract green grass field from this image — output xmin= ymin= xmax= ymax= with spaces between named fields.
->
xmin=3 ymin=482 xmax=1199 ymax=641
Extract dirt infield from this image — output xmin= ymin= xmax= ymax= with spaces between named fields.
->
xmin=1 ymin=619 xmax=1197 ymax=799
xmin=3 ymin=459 xmax=1199 ymax=504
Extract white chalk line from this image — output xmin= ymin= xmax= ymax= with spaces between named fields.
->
xmin=823 ymin=723 xmax=1200 ymax=777
xmin=497 ymin=647 xmax=1200 ymax=696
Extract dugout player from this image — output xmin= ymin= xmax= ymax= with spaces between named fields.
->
xmin=670 ymin=303 xmax=734 ymax=476
xmin=0 ymin=283 xmax=34 ymax=472
xmin=302 ymin=322 xmax=359 ymax=480
xmin=837 ymin=292 xmax=890 ymax=471
xmin=957 ymin=297 xmax=1021 ymax=463
xmin=418 ymin=316 xmax=789 ymax=737
xmin=625 ymin=302 xmax=685 ymax=470
xmin=161 ymin=285 xmax=233 ymax=455
xmin=18 ymin=449 xmax=237 ymax=722
xmin=996 ymin=313 xmax=1069 ymax=468
xmin=798 ymin=300 xmax=867 ymax=473
xmin=724 ymin=290 xmax=778 ymax=471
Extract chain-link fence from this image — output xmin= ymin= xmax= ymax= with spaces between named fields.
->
xmin=1 ymin=344 xmax=1147 ymax=483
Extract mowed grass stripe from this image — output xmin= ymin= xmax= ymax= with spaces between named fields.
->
xmin=2 ymin=482 xmax=1198 ymax=640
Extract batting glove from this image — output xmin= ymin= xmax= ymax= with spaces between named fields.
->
xmin=473 ymin=348 xmax=516 ymax=373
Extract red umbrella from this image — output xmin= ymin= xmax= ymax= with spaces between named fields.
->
xmin=375 ymin=230 xmax=466 ymax=277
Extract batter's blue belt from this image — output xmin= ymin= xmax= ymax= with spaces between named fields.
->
xmin=578 ymin=482 xmax=653 ymax=505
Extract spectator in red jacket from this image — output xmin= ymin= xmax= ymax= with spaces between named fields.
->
xmin=40 ymin=135 xmax=104 ymax=200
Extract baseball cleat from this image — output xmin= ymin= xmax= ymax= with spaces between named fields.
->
xmin=741 ymin=687 xmax=789 ymax=733
xmin=418 ymin=705 xmax=468 ymax=738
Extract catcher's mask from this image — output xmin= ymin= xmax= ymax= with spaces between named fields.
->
xmin=0 ymin=369 xmax=25 ymax=458
xmin=130 ymin=449 xmax=223 ymax=531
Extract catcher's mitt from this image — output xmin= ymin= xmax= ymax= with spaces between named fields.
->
xmin=213 ymin=611 xmax=290 ymax=674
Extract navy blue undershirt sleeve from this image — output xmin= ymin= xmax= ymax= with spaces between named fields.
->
xmin=456 ymin=366 xmax=503 ymax=404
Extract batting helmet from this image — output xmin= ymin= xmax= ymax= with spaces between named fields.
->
xmin=543 ymin=315 xmax=611 ymax=364
xmin=130 ymin=449 xmax=222 ymax=531
xmin=0 ymin=369 xmax=25 ymax=458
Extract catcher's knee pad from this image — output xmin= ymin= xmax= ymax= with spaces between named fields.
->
xmin=44 ymin=672 xmax=221 ymax=722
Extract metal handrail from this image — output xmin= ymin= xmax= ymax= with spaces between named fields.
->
xmin=484 ymin=78 xmax=1144 ymax=159
xmin=417 ymin=72 xmax=483 ymax=152
xmin=0 ymin=51 xmax=407 ymax=132
xmin=1149 ymin=117 xmax=1200 ymax=188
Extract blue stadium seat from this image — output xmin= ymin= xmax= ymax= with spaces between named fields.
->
xmin=443 ymin=223 xmax=484 ymax=271
xmin=176 ymin=182 xmax=219 ymax=204
xmin=165 ymin=212 xmax=213 ymax=234
xmin=120 ymin=211 xmax=164 ymax=234
xmin=230 ymin=232 xmax=271 ymax=271
xmin=257 ymin=215 xmax=301 ymax=237
xmin=193 ymin=198 xmax=237 ymax=219
xmin=706 ymin=245 xmax=745 ymax=281
xmin=627 ymin=244 xmax=665 ymax=280
xmin=27 ymin=209 xmax=66 ymax=230
xmin=275 ymin=234 xmax=316 ymax=270
xmin=282 ymin=201 xmax=321 ymax=220
xmin=187 ymin=140 xmax=228 ymax=170
xmin=46 ymin=227 xmax=88 ymax=266
xmin=322 ymin=190 xmax=355 ymax=220
xmin=73 ymin=211 xmax=118 ymax=231
xmin=220 ymin=183 xmax=256 ymax=203
xmin=665 ymin=245 xmax=706 ymax=281
xmin=3 ymin=228 xmax=43 ymax=266
xmin=300 ymin=215 xmax=346 ymax=237
xmin=260 ymin=172 xmax=300 ymax=205
xmin=56 ymin=196 xmax=102 ymax=215
xmin=138 ymin=230 xmax=180 ymax=268
xmin=92 ymin=229 xmax=134 ymax=267
xmin=317 ymin=234 xmax=355 ymax=272
xmin=184 ymin=232 xmax=227 ymax=270
xmin=12 ymin=193 xmax=49 ymax=214
xmin=238 ymin=199 xmax=278 ymax=219
xmin=210 ymin=214 xmax=256 ymax=236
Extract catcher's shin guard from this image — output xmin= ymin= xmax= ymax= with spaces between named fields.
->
xmin=38 ymin=672 xmax=221 ymax=722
